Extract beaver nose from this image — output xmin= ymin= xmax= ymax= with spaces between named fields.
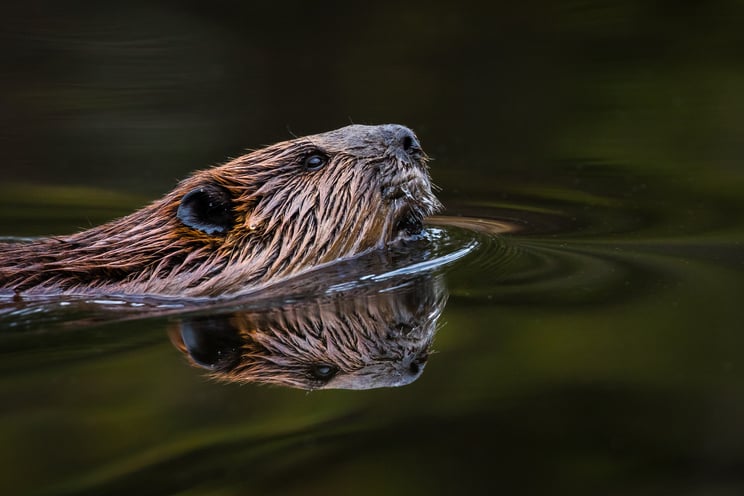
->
xmin=383 ymin=124 xmax=422 ymax=157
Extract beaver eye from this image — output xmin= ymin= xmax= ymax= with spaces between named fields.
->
xmin=303 ymin=153 xmax=328 ymax=171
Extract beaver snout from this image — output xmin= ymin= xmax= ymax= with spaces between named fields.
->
xmin=380 ymin=124 xmax=423 ymax=159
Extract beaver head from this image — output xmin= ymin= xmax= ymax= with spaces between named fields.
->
xmin=0 ymin=124 xmax=441 ymax=297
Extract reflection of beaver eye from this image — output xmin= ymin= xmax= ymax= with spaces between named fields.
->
xmin=308 ymin=363 xmax=338 ymax=380
xmin=303 ymin=153 xmax=328 ymax=171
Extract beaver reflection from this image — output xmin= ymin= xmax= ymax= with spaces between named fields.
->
xmin=169 ymin=277 xmax=447 ymax=390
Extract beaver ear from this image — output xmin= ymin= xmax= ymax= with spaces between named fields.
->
xmin=177 ymin=183 xmax=234 ymax=235
xmin=179 ymin=317 xmax=243 ymax=372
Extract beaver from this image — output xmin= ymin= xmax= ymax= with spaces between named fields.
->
xmin=168 ymin=274 xmax=447 ymax=390
xmin=0 ymin=124 xmax=441 ymax=298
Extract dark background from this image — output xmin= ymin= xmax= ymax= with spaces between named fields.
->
xmin=3 ymin=1 xmax=744 ymax=198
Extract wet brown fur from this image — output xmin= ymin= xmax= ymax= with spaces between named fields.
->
xmin=0 ymin=125 xmax=441 ymax=297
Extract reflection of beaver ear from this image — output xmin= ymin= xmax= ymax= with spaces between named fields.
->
xmin=179 ymin=317 xmax=243 ymax=372
xmin=177 ymin=183 xmax=234 ymax=235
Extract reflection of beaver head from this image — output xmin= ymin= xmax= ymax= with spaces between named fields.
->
xmin=169 ymin=276 xmax=447 ymax=390
xmin=0 ymin=125 xmax=441 ymax=297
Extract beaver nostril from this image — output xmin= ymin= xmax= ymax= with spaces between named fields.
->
xmin=402 ymin=134 xmax=414 ymax=152
xmin=400 ymin=131 xmax=421 ymax=156
xmin=386 ymin=125 xmax=421 ymax=157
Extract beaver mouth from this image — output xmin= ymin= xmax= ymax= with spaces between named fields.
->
xmin=382 ymin=167 xmax=438 ymax=241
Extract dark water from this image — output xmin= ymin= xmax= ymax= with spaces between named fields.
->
xmin=2 ymin=1 xmax=744 ymax=495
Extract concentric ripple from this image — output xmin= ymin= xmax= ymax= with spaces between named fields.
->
xmin=428 ymin=207 xmax=743 ymax=307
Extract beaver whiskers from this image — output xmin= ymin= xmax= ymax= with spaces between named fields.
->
xmin=0 ymin=124 xmax=441 ymax=297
